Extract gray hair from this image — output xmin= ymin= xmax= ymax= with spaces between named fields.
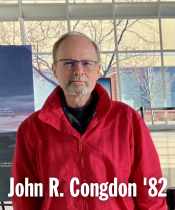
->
xmin=52 ymin=31 xmax=101 ymax=63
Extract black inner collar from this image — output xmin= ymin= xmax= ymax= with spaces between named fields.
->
xmin=60 ymin=90 xmax=99 ymax=135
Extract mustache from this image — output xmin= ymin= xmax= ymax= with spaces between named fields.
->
xmin=68 ymin=75 xmax=89 ymax=84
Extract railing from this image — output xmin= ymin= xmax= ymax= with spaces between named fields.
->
xmin=139 ymin=106 xmax=175 ymax=130
xmin=140 ymin=106 xmax=175 ymax=121
xmin=0 ymin=201 xmax=12 ymax=210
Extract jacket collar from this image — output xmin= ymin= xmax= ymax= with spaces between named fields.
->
xmin=38 ymin=83 xmax=111 ymax=137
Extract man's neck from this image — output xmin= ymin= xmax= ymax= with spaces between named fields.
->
xmin=63 ymin=92 xmax=92 ymax=108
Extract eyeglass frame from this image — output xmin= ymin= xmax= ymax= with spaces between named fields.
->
xmin=53 ymin=59 xmax=98 ymax=71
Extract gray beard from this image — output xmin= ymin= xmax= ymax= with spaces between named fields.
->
xmin=66 ymin=85 xmax=89 ymax=95
xmin=66 ymin=75 xmax=90 ymax=96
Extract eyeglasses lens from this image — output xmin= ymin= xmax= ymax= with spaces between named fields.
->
xmin=62 ymin=60 xmax=96 ymax=71
xmin=62 ymin=60 xmax=76 ymax=70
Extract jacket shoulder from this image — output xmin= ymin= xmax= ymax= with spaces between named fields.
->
xmin=110 ymin=100 xmax=142 ymax=122
xmin=18 ymin=110 xmax=41 ymax=129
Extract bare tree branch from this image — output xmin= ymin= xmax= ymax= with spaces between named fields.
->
xmin=33 ymin=66 xmax=58 ymax=86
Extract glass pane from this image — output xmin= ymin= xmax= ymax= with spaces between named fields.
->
xmin=162 ymin=19 xmax=175 ymax=50
xmin=69 ymin=0 xmax=112 ymax=2
xmin=151 ymin=131 xmax=175 ymax=189
xmin=23 ymin=0 xmax=65 ymax=3
xmin=100 ymin=53 xmax=119 ymax=101
xmin=117 ymin=19 xmax=160 ymax=51
xmin=115 ymin=0 xmax=157 ymax=1
xmin=161 ymin=0 xmax=175 ymax=2
xmin=119 ymin=53 xmax=163 ymax=112
xmin=0 ymin=0 xmax=18 ymax=3
xmin=150 ymin=110 xmax=165 ymax=125
xmin=163 ymin=53 xmax=175 ymax=125
xmin=0 ymin=22 xmax=21 ymax=45
xmin=167 ymin=110 xmax=175 ymax=124
xmin=24 ymin=21 xmax=67 ymax=53
xmin=32 ymin=55 xmax=57 ymax=110
xmin=71 ymin=20 xmax=115 ymax=51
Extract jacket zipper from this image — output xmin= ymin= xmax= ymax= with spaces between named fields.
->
xmin=78 ymin=138 xmax=88 ymax=210
xmin=79 ymin=138 xmax=83 ymax=155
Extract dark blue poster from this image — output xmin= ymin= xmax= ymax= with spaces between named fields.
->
xmin=97 ymin=78 xmax=112 ymax=99
xmin=0 ymin=46 xmax=35 ymax=201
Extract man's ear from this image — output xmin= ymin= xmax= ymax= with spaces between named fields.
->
xmin=98 ymin=64 xmax=102 ymax=78
xmin=52 ymin=63 xmax=57 ymax=79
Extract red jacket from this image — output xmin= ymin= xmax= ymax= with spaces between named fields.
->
xmin=11 ymin=83 xmax=167 ymax=210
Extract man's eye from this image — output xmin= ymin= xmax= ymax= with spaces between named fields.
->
xmin=82 ymin=61 xmax=91 ymax=66
xmin=64 ymin=61 xmax=75 ymax=66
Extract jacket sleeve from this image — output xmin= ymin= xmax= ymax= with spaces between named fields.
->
xmin=11 ymin=121 xmax=44 ymax=210
xmin=130 ymin=111 xmax=167 ymax=210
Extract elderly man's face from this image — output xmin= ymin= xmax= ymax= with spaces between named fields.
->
xmin=52 ymin=36 xmax=101 ymax=96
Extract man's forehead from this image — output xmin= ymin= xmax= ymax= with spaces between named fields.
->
xmin=56 ymin=35 xmax=97 ymax=58
xmin=63 ymin=35 xmax=91 ymax=43
xmin=58 ymin=35 xmax=94 ymax=50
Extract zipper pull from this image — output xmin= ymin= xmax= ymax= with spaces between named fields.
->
xmin=79 ymin=139 xmax=83 ymax=155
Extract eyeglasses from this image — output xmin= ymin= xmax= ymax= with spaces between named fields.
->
xmin=54 ymin=59 xmax=98 ymax=71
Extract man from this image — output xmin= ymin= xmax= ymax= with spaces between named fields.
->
xmin=11 ymin=32 xmax=167 ymax=209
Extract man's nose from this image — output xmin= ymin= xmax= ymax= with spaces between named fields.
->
xmin=73 ymin=62 xmax=85 ymax=75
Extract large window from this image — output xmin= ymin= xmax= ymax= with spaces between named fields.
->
xmin=25 ymin=21 xmax=67 ymax=53
xmin=0 ymin=22 xmax=21 ymax=45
